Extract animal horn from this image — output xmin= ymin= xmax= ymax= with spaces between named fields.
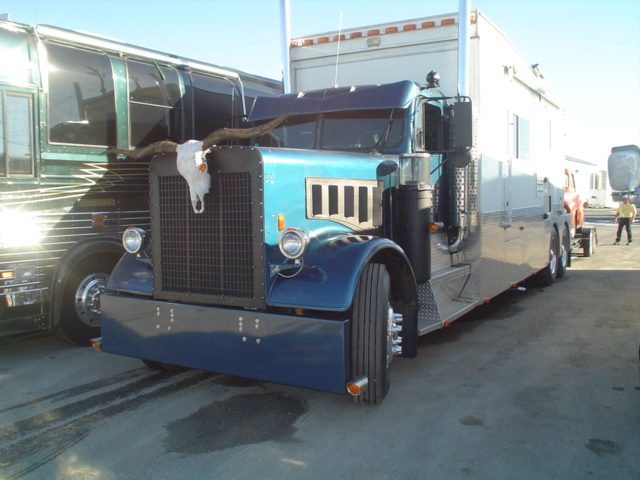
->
xmin=201 ymin=112 xmax=296 ymax=150
xmin=103 ymin=140 xmax=179 ymax=159
xmin=102 ymin=112 xmax=296 ymax=158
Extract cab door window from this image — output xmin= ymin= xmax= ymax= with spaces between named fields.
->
xmin=0 ymin=91 xmax=34 ymax=176
xmin=127 ymin=60 xmax=182 ymax=146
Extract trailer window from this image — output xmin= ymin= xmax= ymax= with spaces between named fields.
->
xmin=127 ymin=60 xmax=182 ymax=147
xmin=47 ymin=43 xmax=116 ymax=146
xmin=512 ymin=114 xmax=530 ymax=160
xmin=0 ymin=92 xmax=34 ymax=176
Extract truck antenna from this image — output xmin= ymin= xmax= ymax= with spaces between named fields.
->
xmin=333 ymin=11 xmax=343 ymax=88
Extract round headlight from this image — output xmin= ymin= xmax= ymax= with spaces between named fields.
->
xmin=279 ymin=228 xmax=310 ymax=259
xmin=123 ymin=227 xmax=146 ymax=254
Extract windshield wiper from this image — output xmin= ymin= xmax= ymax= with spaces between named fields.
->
xmin=370 ymin=109 xmax=396 ymax=153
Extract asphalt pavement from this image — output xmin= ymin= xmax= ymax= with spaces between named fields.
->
xmin=0 ymin=212 xmax=638 ymax=480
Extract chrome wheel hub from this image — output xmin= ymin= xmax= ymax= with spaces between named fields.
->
xmin=387 ymin=306 xmax=403 ymax=365
xmin=75 ymin=273 xmax=109 ymax=326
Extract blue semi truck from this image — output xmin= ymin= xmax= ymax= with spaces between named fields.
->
xmin=96 ymin=11 xmax=571 ymax=404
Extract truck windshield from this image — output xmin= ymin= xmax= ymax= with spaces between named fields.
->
xmin=254 ymin=109 xmax=405 ymax=152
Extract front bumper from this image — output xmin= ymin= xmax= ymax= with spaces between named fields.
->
xmin=101 ymin=294 xmax=349 ymax=394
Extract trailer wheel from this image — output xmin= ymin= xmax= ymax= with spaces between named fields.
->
xmin=583 ymin=228 xmax=596 ymax=257
xmin=557 ymin=226 xmax=570 ymax=278
xmin=537 ymin=229 xmax=559 ymax=286
xmin=350 ymin=263 xmax=392 ymax=405
xmin=55 ymin=254 xmax=120 ymax=346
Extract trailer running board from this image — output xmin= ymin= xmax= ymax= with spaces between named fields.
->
xmin=417 ymin=265 xmax=482 ymax=335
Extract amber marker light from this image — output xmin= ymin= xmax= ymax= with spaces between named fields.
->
xmin=428 ymin=222 xmax=444 ymax=232
xmin=346 ymin=376 xmax=368 ymax=396
xmin=1 ymin=270 xmax=15 ymax=280
xmin=278 ymin=214 xmax=285 ymax=231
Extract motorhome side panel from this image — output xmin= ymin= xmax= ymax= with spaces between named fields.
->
xmin=466 ymin=14 xmax=565 ymax=301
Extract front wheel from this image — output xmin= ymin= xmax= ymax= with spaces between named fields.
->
xmin=350 ymin=263 xmax=393 ymax=405
xmin=54 ymin=254 xmax=120 ymax=345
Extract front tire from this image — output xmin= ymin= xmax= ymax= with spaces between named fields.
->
xmin=351 ymin=263 xmax=392 ymax=405
xmin=54 ymin=254 xmax=120 ymax=345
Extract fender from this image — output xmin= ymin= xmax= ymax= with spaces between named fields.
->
xmin=51 ymin=238 xmax=124 ymax=328
xmin=106 ymin=252 xmax=153 ymax=295
xmin=267 ymin=234 xmax=414 ymax=311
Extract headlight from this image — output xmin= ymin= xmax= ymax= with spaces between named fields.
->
xmin=279 ymin=228 xmax=310 ymax=259
xmin=122 ymin=227 xmax=147 ymax=254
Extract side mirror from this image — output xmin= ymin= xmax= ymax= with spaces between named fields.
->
xmin=450 ymin=100 xmax=473 ymax=168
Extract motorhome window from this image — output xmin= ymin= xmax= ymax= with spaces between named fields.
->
xmin=127 ymin=60 xmax=182 ymax=147
xmin=423 ymin=103 xmax=442 ymax=151
xmin=191 ymin=73 xmax=234 ymax=140
xmin=47 ymin=43 xmax=116 ymax=146
xmin=0 ymin=92 xmax=34 ymax=176
xmin=253 ymin=114 xmax=316 ymax=149
xmin=320 ymin=109 xmax=404 ymax=152
xmin=512 ymin=114 xmax=530 ymax=160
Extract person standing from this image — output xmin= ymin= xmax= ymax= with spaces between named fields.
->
xmin=613 ymin=197 xmax=637 ymax=245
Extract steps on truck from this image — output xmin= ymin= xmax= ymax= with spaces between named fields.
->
xmin=417 ymin=265 xmax=482 ymax=335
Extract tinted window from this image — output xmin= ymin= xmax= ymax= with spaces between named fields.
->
xmin=127 ymin=60 xmax=182 ymax=146
xmin=47 ymin=43 xmax=116 ymax=146
xmin=0 ymin=92 xmax=34 ymax=176
xmin=191 ymin=73 xmax=233 ymax=140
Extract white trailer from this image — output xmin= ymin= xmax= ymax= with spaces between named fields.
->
xmin=288 ymin=10 xmax=576 ymax=327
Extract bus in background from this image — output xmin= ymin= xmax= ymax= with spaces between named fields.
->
xmin=0 ymin=18 xmax=281 ymax=344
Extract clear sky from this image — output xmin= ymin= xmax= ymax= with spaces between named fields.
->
xmin=4 ymin=0 xmax=639 ymax=168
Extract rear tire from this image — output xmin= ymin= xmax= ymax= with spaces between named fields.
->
xmin=351 ymin=263 xmax=391 ymax=405
xmin=537 ymin=229 xmax=559 ymax=286
xmin=557 ymin=226 xmax=569 ymax=278
xmin=583 ymin=228 xmax=596 ymax=257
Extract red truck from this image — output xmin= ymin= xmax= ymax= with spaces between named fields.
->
xmin=564 ymin=169 xmax=595 ymax=256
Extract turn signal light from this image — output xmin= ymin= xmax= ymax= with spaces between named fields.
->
xmin=346 ymin=376 xmax=368 ymax=396
xmin=428 ymin=222 xmax=444 ymax=232
xmin=89 ymin=338 xmax=102 ymax=350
